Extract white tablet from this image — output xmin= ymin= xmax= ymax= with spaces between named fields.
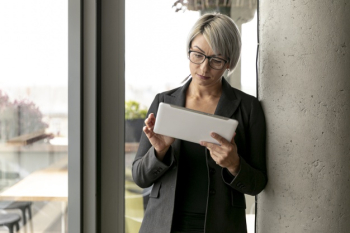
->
xmin=153 ymin=103 xmax=238 ymax=145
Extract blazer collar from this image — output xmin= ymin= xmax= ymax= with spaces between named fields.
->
xmin=164 ymin=77 xmax=241 ymax=118
xmin=164 ymin=79 xmax=190 ymax=107
xmin=214 ymin=78 xmax=241 ymax=118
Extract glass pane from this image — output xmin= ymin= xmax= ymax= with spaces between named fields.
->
xmin=241 ymin=12 xmax=258 ymax=97
xmin=0 ymin=1 xmax=68 ymax=233
xmin=241 ymin=12 xmax=258 ymax=233
xmin=125 ymin=1 xmax=257 ymax=232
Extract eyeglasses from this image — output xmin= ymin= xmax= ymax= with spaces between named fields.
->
xmin=188 ymin=50 xmax=229 ymax=70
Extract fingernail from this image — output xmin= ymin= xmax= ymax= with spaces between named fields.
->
xmin=211 ymin=132 xmax=215 ymax=137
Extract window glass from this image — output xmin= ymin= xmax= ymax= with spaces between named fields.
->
xmin=241 ymin=12 xmax=258 ymax=97
xmin=0 ymin=1 xmax=68 ymax=232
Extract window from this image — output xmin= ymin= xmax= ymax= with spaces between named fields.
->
xmin=0 ymin=1 xmax=68 ymax=232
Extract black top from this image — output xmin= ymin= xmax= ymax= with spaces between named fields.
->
xmin=172 ymin=140 xmax=208 ymax=232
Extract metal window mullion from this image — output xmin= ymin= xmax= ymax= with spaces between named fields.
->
xmin=68 ymin=0 xmax=83 ymax=232
xmin=99 ymin=0 xmax=125 ymax=232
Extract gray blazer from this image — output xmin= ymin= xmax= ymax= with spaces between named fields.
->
xmin=132 ymin=78 xmax=267 ymax=233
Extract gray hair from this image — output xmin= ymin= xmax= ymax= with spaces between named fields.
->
xmin=186 ymin=13 xmax=241 ymax=73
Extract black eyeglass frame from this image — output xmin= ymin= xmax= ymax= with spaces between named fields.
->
xmin=188 ymin=50 xmax=229 ymax=70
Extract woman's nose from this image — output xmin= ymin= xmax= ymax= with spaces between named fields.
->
xmin=200 ymin=58 xmax=210 ymax=71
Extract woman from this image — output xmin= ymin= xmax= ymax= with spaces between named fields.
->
xmin=132 ymin=13 xmax=267 ymax=233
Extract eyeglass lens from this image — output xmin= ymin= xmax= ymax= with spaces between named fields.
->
xmin=189 ymin=51 xmax=226 ymax=70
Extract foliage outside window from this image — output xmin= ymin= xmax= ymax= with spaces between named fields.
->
xmin=125 ymin=101 xmax=147 ymax=120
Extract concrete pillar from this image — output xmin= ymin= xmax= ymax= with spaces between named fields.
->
xmin=257 ymin=1 xmax=350 ymax=233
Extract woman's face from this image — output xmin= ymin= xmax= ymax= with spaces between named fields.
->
xmin=189 ymin=34 xmax=229 ymax=88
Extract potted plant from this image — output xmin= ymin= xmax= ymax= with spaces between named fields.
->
xmin=125 ymin=100 xmax=147 ymax=142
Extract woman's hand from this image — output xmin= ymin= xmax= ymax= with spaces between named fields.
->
xmin=200 ymin=132 xmax=240 ymax=176
xmin=143 ymin=113 xmax=175 ymax=160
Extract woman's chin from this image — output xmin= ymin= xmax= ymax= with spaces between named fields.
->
xmin=194 ymin=74 xmax=211 ymax=84
xmin=193 ymin=75 xmax=222 ymax=87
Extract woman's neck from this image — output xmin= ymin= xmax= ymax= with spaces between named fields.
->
xmin=185 ymin=78 xmax=222 ymax=114
xmin=187 ymin=78 xmax=222 ymax=99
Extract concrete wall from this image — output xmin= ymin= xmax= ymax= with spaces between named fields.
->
xmin=258 ymin=1 xmax=350 ymax=232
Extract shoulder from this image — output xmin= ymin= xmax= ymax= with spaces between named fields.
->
xmin=232 ymin=88 xmax=265 ymax=125
xmin=149 ymin=86 xmax=180 ymax=101
xmin=150 ymin=85 xmax=184 ymax=105
xmin=223 ymin=83 xmax=264 ymax=119
xmin=229 ymin=86 xmax=261 ymax=110
xmin=222 ymin=77 xmax=258 ymax=105
xmin=147 ymin=85 xmax=183 ymax=112
xmin=232 ymin=87 xmax=256 ymax=103
xmin=157 ymin=86 xmax=182 ymax=99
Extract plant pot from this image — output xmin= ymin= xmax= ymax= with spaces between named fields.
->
xmin=125 ymin=119 xmax=144 ymax=142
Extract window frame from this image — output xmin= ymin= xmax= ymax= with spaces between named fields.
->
xmin=68 ymin=0 xmax=125 ymax=232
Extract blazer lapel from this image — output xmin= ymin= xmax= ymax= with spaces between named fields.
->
xmin=163 ymin=77 xmax=241 ymax=118
xmin=214 ymin=78 xmax=241 ymax=118
xmin=163 ymin=79 xmax=191 ymax=107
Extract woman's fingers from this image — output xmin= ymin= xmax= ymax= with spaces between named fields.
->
xmin=201 ymin=141 xmax=223 ymax=153
xmin=143 ymin=114 xmax=157 ymax=139
xmin=205 ymin=146 xmax=224 ymax=165
xmin=210 ymin=132 xmax=230 ymax=147
xmin=200 ymin=141 xmax=225 ymax=164
xmin=200 ymin=132 xmax=238 ymax=167
xmin=231 ymin=132 xmax=237 ymax=145
xmin=144 ymin=114 xmax=155 ymax=128
xmin=210 ymin=132 xmax=237 ymax=153
xmin=207 ymin=148 xmax=234 ymax=167
xmin=143 ymin=126 xmax=154 ymax=138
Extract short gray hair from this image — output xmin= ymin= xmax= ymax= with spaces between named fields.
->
xmin=187 ymin=13 xmax=241 ymax=73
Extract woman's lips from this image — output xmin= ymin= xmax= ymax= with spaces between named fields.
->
xmin=197 ymin=74 xmax=210 ymax=80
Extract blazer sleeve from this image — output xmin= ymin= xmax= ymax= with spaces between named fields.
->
xmin=222 ymin=98 xmax=267 ymax=196
xmin=132 ymin=94 xmax=176 ymax=188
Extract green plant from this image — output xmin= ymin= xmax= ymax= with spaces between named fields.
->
xmin=125 ymin=100 xmax=147 ymax=120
